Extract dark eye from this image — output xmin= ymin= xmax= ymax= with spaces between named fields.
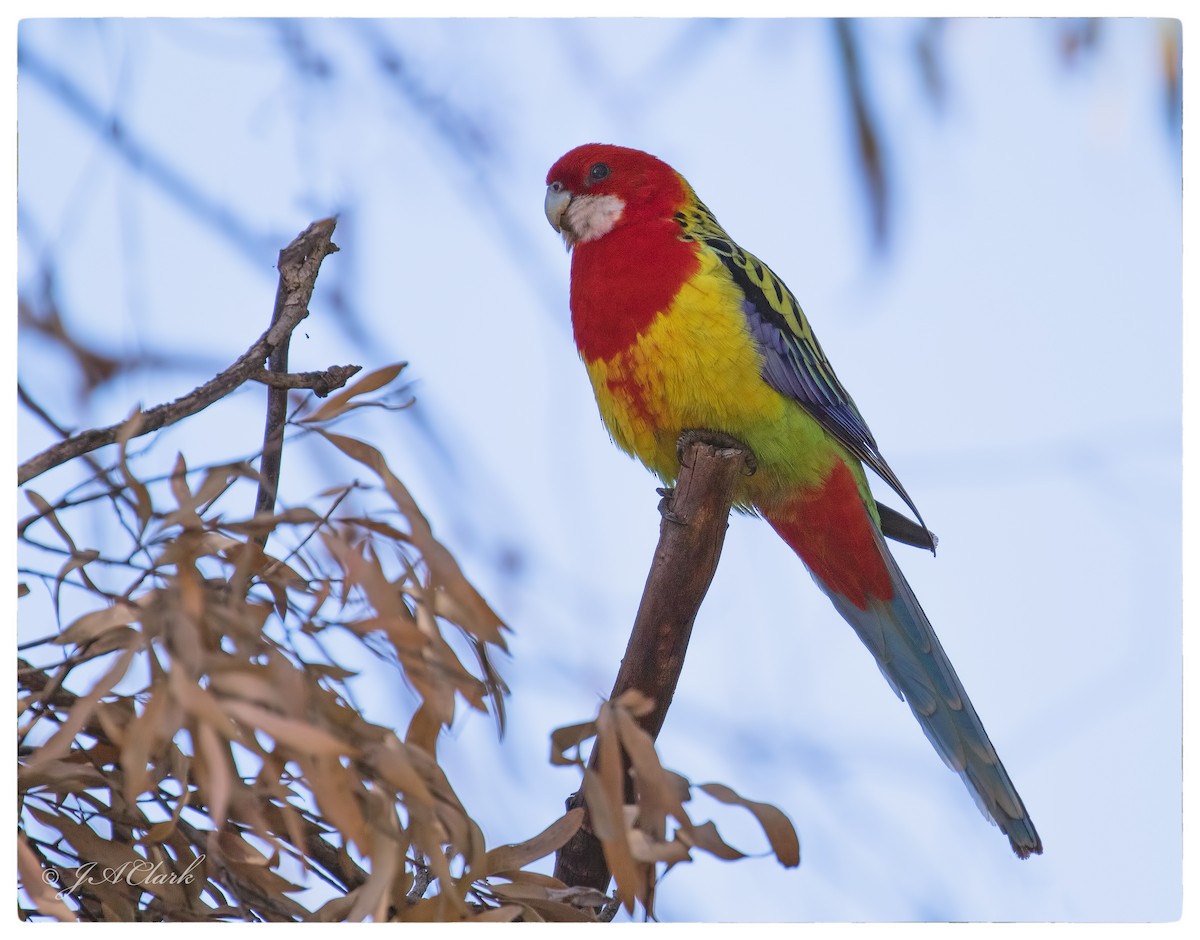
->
xmin=589 ymin=162 xmax=610 ymax=183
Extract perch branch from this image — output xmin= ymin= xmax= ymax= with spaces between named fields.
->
xmin=17 ymin=218 xmax=343 ymax=487
xmin=553 ymin=434 xmax=752 ymax=894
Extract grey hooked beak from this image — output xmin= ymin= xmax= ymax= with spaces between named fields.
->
xmin=544 ymin=182 xmax=571 ymax=233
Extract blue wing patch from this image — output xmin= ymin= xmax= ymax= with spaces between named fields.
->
xmin=675 ymin=200 xmax=934 ymax=549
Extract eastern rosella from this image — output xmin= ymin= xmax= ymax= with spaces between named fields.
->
xmin=544 ymin=143 xmax=1041 ymax=859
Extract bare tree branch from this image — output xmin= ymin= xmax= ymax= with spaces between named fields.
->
xmin=553 ymin=433 xmax=753 ymax=894
xmin=249 ymin=365 xmax=361 ymax=396
xmin=18 ymin=44 xmax=280 ymax=260
xmin=252 ymin=218 xmax=346 ymax=530
xmin=17 ymin=219 xmax=345 ymax=487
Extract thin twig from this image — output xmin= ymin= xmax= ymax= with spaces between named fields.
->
xmin=17 ymin=219 xmax=344 ymax=487
xmin=18 ymin=383 xmax=76 ymax=440
xmin=253 ymin=219 xmax=343 ymax=541
xmin=18 ymin=383 xmax=146 ymax=539
xmin=262 ymin=483 xmax=356 ymax=581
xmin=406 ymin=861 xmax=433 ymax=904
xmin=552 ymin=434 xmax=752 ymax=894
xmin=249 ymin=365 xmax=361 ymax=396
xmin=255 ymin=286 xmax=294 ymax=523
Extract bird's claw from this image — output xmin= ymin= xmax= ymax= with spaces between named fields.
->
xmin=676 ymin=428 xmax=758 ymax=475
xmin=656 ymin=486 xmax=684 ymax=523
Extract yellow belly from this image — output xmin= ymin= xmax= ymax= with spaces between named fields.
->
xmin=582 ymin=254 xmax=839 ymax=506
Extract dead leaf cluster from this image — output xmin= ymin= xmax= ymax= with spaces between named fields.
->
xmin=17 ymin=367 xmax=525 ymax=921
xmin=551 ymin=691 xmax=800 ymax=918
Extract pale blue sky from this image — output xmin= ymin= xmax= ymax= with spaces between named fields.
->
xmin=17 ymin=18 xmax=1183 ymax=921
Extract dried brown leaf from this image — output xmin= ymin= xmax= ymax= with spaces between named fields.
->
xmin=220 ymin=507 xmax=323 ymax=535
xmin=626 ymin=825 xmax=692 ymax=866
xmin=209 ymin=668 xmax=292 ymax=712
xmin=88 ymin=704 xmax=131 ymax=753
xmin=375 ymin=742 xmax=476 ymax=865
xmin=195 ymin=723 xmax=233 ymax=830
xmin=487 ymin=881 xmax=550 ymax=901
xmin=27 ymin=646 xmax=136 ymax=767
xmin=312 ymin=893 xmax=357 ymax=922
xmin=54 ymin=549 xmax=100 ymax=601
xmin=321 ymin=534 xmax=419 ymax=642
xmin=116 ymin=409 xmax=154 ymax=533
xmin=495 ymin=869 xmax=570 ymax=888
xmin=190 ymin=461 xmax=256 ymax=509
xmin=316 ymin=430 xmax=506 ymax=646
xmin=215 ymin=830 xmax=271 ymax=868
xmin=223 ymin=700 xmax=356 ymax=759
xmin=582 ymin=765 xmax=641 ymax=913
xmin=698 ymin=782 xmax=801 ymax=868
xmin=141 ymin=815 xmax=182 ymax=846
xmin=54 ymin=602 xmax=139 ymax=648
xmin=544 ymin=884 xmax=612 ymax=909
xmin=167 ymin=667 xmax=244 ymax=745
xmin=395 ymin=895 xmax=455 ymax=923
xmin=404 ymin=703 xmax=442 ymax=756
xmin=549 ymin=718 xmax=596 ymax=766
xmin=100 ymin=893 xmax=136 ymax=922
xmin=168 ymin=452 xmax=204 ymax=530
xmin=18 ymin=758 xmax=110 ymax=793
xmin=120 ymin=686 xmax=177 ymax=803
xmin=157 ymin=530 xmax=242 ymax=566
xmin=17 ymin=835 xmax=76 ymax=922
xmin=77 ymin=627 xmax=142 ymax=665
xmin=338 ymin=515 xmax=411 ymax=541
xmin=489 ymin=884 xmax=597 ymax=923
xmin=611 ymin=688 xmax=656 ymax=718
xmin=303 ymin=753 xmax=372 ymax=856
xmin=27 ymin=809 xmax=126 ymax=874
xmin=215 ymin=831 xmax=307 ymax=902
xmin=674 ymin=818 xmax=743 ymax=862
xmin=612 ymin=702 xmax=683 ymax=841
xmin=301 ymin=361 xmax=407 ymax=424
xmin=345 ymin=826 xmax=402 ymax=921
xmin=24 ymin=489 xmax=80 ymax=553
xmin=483 ymin=807 xmax=584 ymax=876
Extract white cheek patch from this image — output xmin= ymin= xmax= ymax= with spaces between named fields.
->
xmin=565 ymin=194 xmax=625 ymax=243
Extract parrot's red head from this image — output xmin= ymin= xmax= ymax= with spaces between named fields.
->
xmin=545 ymin=144 xmax=689 ymax=248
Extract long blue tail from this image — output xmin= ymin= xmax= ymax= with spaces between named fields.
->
xmin=821 ymin=527 xmax=1043 ymax=858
